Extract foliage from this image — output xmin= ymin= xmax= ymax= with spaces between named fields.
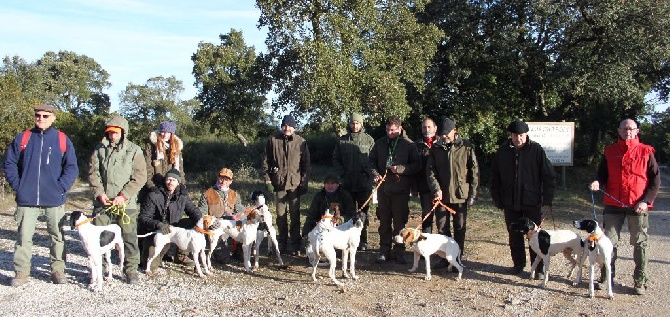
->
xmin=0 ymin=71 xmax=36 ymax=155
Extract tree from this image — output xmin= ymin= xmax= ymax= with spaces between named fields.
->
xmin=0 ymin=71 xmax=35 ymax=155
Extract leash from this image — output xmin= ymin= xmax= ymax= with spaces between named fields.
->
xmin=599 ymin=189 xmax=633 ymax=209
xmin=74 ymin=213 xmax=99 ymax=227
xmin=547 ymin=205 xmax=556 ymax=230
xmin=414 ymin=199 xmax=457 ymax=231
xmin=590 ymin=190 xmax=598 ymax=220
xmin=233 ymin=205 xmax=261 ymax=220
xmin=104 ymin=201 xmax=130 ymax=225
xmin=358 ymin=172 xmax=387 ymax=212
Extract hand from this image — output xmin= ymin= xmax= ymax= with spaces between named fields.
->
xmin=589 ymin=181 xmax=600 ymax=191
xmin=467 ymin=197 xmax=475 ymax=206
xmin=297 ymin=185 xmax=308 ymax=196
xmin=388 ymin=166 xmax=398 ymax=173
xmin=635 ymin=201 xmax=649 ymax=214
xmin=266 ymin=182 xmax=274 ymax=193
xmin=157 ymin=223 xmax=171 ymax=235
xmin=374 ymin=175 xmax=383 ymax=183
xmin=97 ymin=194 xmax=110 ymax=205
xmin=434 ymin=190 xmax=443 ymax=202
xmin=112 ymin=195 xmax=126 ymax=206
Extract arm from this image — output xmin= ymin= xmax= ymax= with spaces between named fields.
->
xmin=299 ymin=139 xmax=311 ymax=188
xmin=490 ymin=150 xmax=501 ymax=208
xmin=332 ymin=141 xmax=344 ymax=174
xmin=196 ymin=192 xmax=209 ymax=216
xmin=642 ymin=153 xmax=661 ymax=203
xmin=3 ymin=134 xmax=21 ymax=191
xmin=183 ymin=195 xmax=203 ymax=223
xmin=426 ymin=151 xmax=441 ymax=195
xmin=340 ymin=190 xmax=356 ymax=221
xmin=138 ymin=193 xmax=162 ymax=231
xmin=58 ymin=136 xmax=79 ymax=193
xmin=119 ymin=148 xmax=148 ymax=200
xmin=539 ymin=147 xmax=556 ymax=206
xmin=262 ymin=137 xmax=273 ymax=184
xmin=394 ymin=142 xmax=421 ymax=175
xmin=143 ymin=144 xmax=155 ymax=188
xmin=88 ymin=146 xmax=106 ymax=199
xmin=467 ymin=146 xmax=480 ymax=200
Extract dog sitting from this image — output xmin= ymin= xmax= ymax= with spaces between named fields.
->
xmin=69 ymin=210 xmax=125 ymax=291
xmin=393 ymin=228 xmax=463 ymax=281
xmin=574 ymin=219 xmax=614 ymax=299
xmin=509 ymin=217 xmax=583 ymax=288
xmin=249 ymin=190 xmax=284 ymax=268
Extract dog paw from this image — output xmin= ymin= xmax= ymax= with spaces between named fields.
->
xmin=408 ymin=268 xmax=417 ymax=273
xmin=424 ymin=275 xmax=432 ymax=281
xmin=352 ymin=275 xmax=359 ymax=280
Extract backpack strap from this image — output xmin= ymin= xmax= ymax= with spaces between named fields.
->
xmin=20 ymin=130 xmax=31 ymax=151
xmin=20 ymin=129 xmax=67 ymax=154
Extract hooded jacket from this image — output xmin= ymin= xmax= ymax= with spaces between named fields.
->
xmin=332 ymin=125 xmax=375 ymax=192
xmin=426 ymin=135 xmax=479 ymax=203
xmin=144 ymin=130 xmax=185 ymax=188
xmin=88 ymin=115 xmax=147 ymax=209
xmin=262 ymin=132 xmax=311 ymax=191
xmin=367 ymin=130 xmax=421 ymax=195
xmin=138 ymin=184 xmax=201 ymax=234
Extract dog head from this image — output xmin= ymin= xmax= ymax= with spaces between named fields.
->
xmin=573 ymin=219 xmax=599 ymax=234
xmin=394 ymin=228 xmax=425 ymax=247
xmin=246 ymin=208 xmax=259 ymax=222
xmin=69 ymin=211 xmax=86 ymax=230
xmin=352 ymin=211 xmax=367 ymax=228
xmin=508 ymin=217 xmax=537 ymax=235
xmin=249 ymin=190 xmax=267 ymax=206
xmin=202 ymin=215 xmax=213 ymax=230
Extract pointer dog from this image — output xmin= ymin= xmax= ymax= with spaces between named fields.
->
xmin=393 ymin=228 xmax=463 ymax=281
xmin=574 ymin=219 xmax=614 ymax=299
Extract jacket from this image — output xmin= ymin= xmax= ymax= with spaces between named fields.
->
xmin=88 ymin=115 xmax=147 ymax=209
xmin=144 ymin=130 xmax=185 ymax=188
xmin=490 ymin=138 xmax=555 ymax=210
xmin=415 ymin=135 xmax=437 ymax=193
xmin=367 ymin=131 xmax=421 ymax=195
xmin=332 ymin=129 xmax=374 ymax=192
xmin=427 ymin=135 xmax=479 ymax=203
xmin=197 ymin=186 xmax=245 ymax=217
xmin=4 ymin=127 xmax=78 ymax=207
xmin=262 ymin=132 xmax=311 ymax=191
xmin=138 ymin=184 xmax=202 ymax=234
xmin=302 ymin=187 xmax=356 ymax=236
xmin=597 ymin=137 xmax=660 ymax=208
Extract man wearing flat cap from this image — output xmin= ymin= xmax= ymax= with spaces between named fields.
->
xmin=302 ymin=173 xmax=356 ymax=238
xmin=263 ymin=114 xmax=311 ymax=255
xmin=490 ymin=119 xmax=555 ymax=279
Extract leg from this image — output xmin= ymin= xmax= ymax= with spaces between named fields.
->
xmin=349 ymin=248 xmax=358 ymax=280
xmin=44 ymin=206 xmax=67 ymax=275
xmin=13 ymin=206 xmax=39 ymax=278
xmin=267 ymin=227 xmax=284 ymax=265
xmin=602 ymin=206 xmax=626 ymax=283
xmin=118 ymin=209 xmax=140 ymax=277
xmin=525 ymin=207 xmax=543 ymax=275
xmin=376 ymin=192 xmax=393 ymax=259
xmin=275 ymin=190 xmax=289 ymax=252
xmin=503 ymin=209 xmax=526 ymax=271
xmin=104 ymin=251 xmax=113 ymax=281
xmin=450 ymin=203 xmax=467 ymax=256
xmin=341 ymin=247 xmax=350 ymax=278
xmin=419 ymin=192 xmax=434 ymax=233
xmin=628 ymin=212 xmax=649 ymax=289
xmin=287 ymin=189 xmax=302 ymax=253
xmin=390 ymin=194 xmax=410 ymax=263
xmin=352 ymin=190 xmax=371 ymax=248
xmin=434 ymin=206 xmax=451 ymax=237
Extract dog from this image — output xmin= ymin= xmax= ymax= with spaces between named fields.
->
xmin=141 ymin=216 xmax=213 ymax=278
xmin=574 ymin=219 xmax=614 ymax=299
xmin=305 ymin=209 xmax=341 ymax=286
xmin=393 ymin=228 xmax=463 ymax=281
xmin=249 ymin=190 xmax=284 ymax=269
xmin=206 ymin=208 xmax=263 ymax=273
xmin=69 ymin=211 xmax=125 ymax=291
xmin=509 ymin=217 xmax=584 ymax=288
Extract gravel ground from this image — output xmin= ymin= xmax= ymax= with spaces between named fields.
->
xmin=1 ymin=175 xmax=669 ymax=316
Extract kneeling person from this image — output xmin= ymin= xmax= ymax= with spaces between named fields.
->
xmin=302 ymin=173 xmax=356 ymax=237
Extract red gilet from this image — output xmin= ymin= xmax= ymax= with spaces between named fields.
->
xmin=603 ymin=137 xmax=655 ymax=208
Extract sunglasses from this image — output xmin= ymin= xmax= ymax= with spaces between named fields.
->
xmin=35 ymin=114 xmax=51 ymax=119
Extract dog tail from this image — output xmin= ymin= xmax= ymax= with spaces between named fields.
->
xmin=137 ymin=232 xmax=158 ymax=238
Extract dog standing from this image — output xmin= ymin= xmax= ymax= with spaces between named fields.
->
xmin=574 ymin=219 xmax=614 ymax=299
xmin=206 ymin=209 xmax=261 ymax=273
xmin=305 ymin=209 xmax=341 ymax=286
xmin=394 ymin=228 xmax=463 ymax=281
xmin=69 ymin=211 xmax=125 ymax=291
xmin=250 ymin=191 xmax=284 ymax=269
xmin=509 ymin=217 xmax=584 ymax=288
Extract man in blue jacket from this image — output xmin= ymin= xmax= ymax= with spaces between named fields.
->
xmin=4 ymin=104 xmax=79 ymax=287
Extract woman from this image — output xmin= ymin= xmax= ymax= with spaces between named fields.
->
xmin=144 ymin=121 xmax=185 ymax=190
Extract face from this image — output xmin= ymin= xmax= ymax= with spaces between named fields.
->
xmin=106 ymin=131 xmax=122 ymax=143
xmin=281 ymin=124 xmax=295 ymax=136
xmin=324 ymin=181 xmax=339 ymax=193
xmin=159 ymin=131 xmax=172 ymax=141
xmin=165 ymin=176 xmax=179 ymax=192
xmin=34 ymin=111 xmax=55 ymax=131
xmin=511 ymin=132 xmax=527 ymax=148
xmin=350 ymin=121 xmax=362 ymax=133
xmin=421 ymin=119 xmax=436 ymax=138
xmin=386 ymin=123 xmax=402 ymax=140
xmin=217 ymin=175 xmax=232 ymax=189
xmin=618 ymin=119 xmax=638 ymax=140
xmin=440 ymin=128 xmax=457 ymax=143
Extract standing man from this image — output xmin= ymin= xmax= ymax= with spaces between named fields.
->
xmin=333 ymin=113 xmax=375 ymax=250
xmin=89 ymin=114 xmax=147 ymax=284
xmin=4 ymin=104 xmax=78 ymax=286
xmin=491 ymin=119 xmax=555 ymax=279
xmin=589 ymin=118 xmax=660 ymax=295
xmin=415 ymin=117 xmax=438 ymax=233
xmin=427 ymin=117 xmax=479 ymax=266
xmin=263 ymin=114 xmax=311 ymax=256
xmin=368 ymin=116 xmax=421 ymax=264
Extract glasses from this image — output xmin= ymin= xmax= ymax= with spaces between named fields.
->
xmin=35 ymin=114 xmax=51 ymax=119
xmin=619 ymin=127 xmax=638 ymax=131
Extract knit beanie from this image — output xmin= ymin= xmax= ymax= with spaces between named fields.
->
xmin=165 ymin=169 xmax=181 ymax=180
xmin=350 ymin=113 xmax=364 ymax=124
xmin=159 ymin=121 xmax=177 ymax=134
xmin=281 ymin=115 xmax=297 ymax=128
xmin=436 ymin=117 xmax=456 ymax=135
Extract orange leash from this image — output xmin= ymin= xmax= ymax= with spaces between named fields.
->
xmin=233 ymin=205 xmax=261 ymax=220
xmin=414 ymin=199 xmax=457 ymax=231
xmin=358 ymin=173 xmax=387 ymax=212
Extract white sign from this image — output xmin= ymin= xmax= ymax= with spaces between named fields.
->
xmin=526 ymin=122 xmax=575 ymax=166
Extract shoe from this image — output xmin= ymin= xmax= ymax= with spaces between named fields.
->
xmin=634 ymin=283 xmax=646 ymax=295
xmin=431 ymin=258 xmax=450 ymax=269
xmin=535 ymin=272 xmax=545 ymax=280
xmin=376 ymin=254 xmax=388 ymax=263
xmin=174 ymin=254 xmax=195 ymax=267
xmin=50 ymin=271 xmax=67 ymax=284
xmin=126 ymin=272 xmax=139 ymax=284
xmin=358 ymin=243 xmax=368 ymax=251
xmin=11 ymin=272 xmax=29 ymax=287
xmin=508 ymin=265 xmax=524 ymax=275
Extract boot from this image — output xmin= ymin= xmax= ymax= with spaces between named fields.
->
xmin=175 ymin=249 xmax=195 ymax=267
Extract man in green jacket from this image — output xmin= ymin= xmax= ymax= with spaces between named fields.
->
xmin=89 ymin=114 xmax=147 ymax=284
xmin=427 ymin=117 xmax=479 ymax=268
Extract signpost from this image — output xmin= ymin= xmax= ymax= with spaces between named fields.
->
xmin=527 ymin=122 xmax=575 ymax=188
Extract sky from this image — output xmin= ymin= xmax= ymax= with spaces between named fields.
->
xmin=0 ymin=0 xmax=267 ymax=110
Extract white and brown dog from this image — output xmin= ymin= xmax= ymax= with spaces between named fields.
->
xmin=509 ymin=217 xmax=584 ymax=288
xmin=69 ymin=211 xmax=125 ymax=291
xmin=250 ymin=190 xmax=284 ymax=268
xmin=574 ymin=219 xmax=614 ymax=299
xmin=394 ymin=228 xmax=463 ymax=281
xmin=207 ymin=208 xmax=265 ymax=273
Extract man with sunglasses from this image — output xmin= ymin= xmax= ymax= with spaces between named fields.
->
xmin=4 ymin=104 xmax=79 ymax=287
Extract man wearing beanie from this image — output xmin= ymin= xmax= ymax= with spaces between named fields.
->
xmin=491 ymin=119 xmax=555 ymax=279
xmin=89 ymin=114 xmax=147 ymax=284
xmin=138 ymin=169 xmax=202 ymax=272
xmin=263 ymin=114 xmax=311 ymax=255
xmin=333 ymin=112 xmax=375 ymax=250
xmin=302 ymin=173 xmax=356 ymax=238
xmin=426 ymin=117 xmax=479 ymax=269
xmin=415 ymin=117 xmax=438 ymax=234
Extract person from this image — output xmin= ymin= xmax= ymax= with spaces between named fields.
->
xmin=491 ymin=119 xmax=555 ymax=279
xmin=89 ymin=114 xmax=147 ymax=284
xmin=368 ymin=115 xmax=421 ymax=264
xmin=415 ymin=117 xmax=438 ymax=234
xmin=588 ymin=118 xmax=660 ymax=295
xmin=138 ymin=169 xmax=203 ymax=272
xmin=143 ymin=121 xmax=185 ymax=191
xmin=426 ymin=117 xmax=479 ymax=268
xmin=4 ymin=104 xmax=78 ymax=287
xmin=263 ymin=114 xmax=311 ymax=255
xmin=332 ymin=113 xmax=375 ymax=250
xmin=302 ymin=173 xmax=356 ymax=237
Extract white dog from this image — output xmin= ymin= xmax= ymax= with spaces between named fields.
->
xmin=141 ymin=216 xmax=212 ymax=278
xmin=394 ymin=228 xmax=463 ymax=281
xmin=574 ymin=219 xmax=614 ymax=299
xmin=250 ymin=191 xmax=284 ymax=269
xmin=69 ymin=211 xmax=125 ymax=291
xmin=509 ymin=217 xmax=584 ymax=288
xmin=207 ymin=209 xmax=261 ymax=273
xmin=305 ymin=209 xmax=341 ymax=286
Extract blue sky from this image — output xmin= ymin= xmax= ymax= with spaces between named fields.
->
xmin=0 ymin=0 xmax=267 ymax=109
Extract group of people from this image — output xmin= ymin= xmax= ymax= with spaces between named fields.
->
xmin=4 ymin=104 xmax=658 ymax=296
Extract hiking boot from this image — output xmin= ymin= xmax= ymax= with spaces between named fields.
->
xmin=11 ymin=272 xmax=29 ymax=287
xmin=50 ymin=271 xmax=67 ymax=284
xmin=175 ymin=253 xmax=195 ymax=267
xmin=634 ymin=283 xmax=646 ymax=295
xmin=508 ymin=265 xmax=524 ymax=275
xmin=376 ymin=253 xmax=388 ymax=263
xmin=395 ymin=253 xmax=408 ymax=264
xmin=126 ymin=272 xmax=139 ymax=284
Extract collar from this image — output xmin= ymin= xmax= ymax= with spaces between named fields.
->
xmin=75 ymin=217 xmax=94 ymax=227
xmin=193 ymin=225 xmax=214 ymax=236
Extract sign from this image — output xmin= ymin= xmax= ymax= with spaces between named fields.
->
xmin=526 ymin=122 xmax=575 ymax=166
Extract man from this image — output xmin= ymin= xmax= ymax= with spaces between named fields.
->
xmin=89 ymin=114 xmax=147 ymax=284
xmin=589 ymin=118 xmax=660 ymax=295
xmin=4 ymin=104 xmax=78 ymax=286
xmin=426 ymin=118 xmax=479 ymax=268
xmin=263 ymin=114 xmax=311 ymax=255
xmin=198 ymin=168 xmax=245 ymax=218
xmin=139 ymin=169 xmax=203 ymax=272
xmin=415 ymin=117 xmax=438 ymax=233
xmin=302 ymin=173 xmax=356 ymax=237
xmin=368 ymin=116 xmax=421 ymax=264
xmin=491 ymin=119 xmax=555 ymax=279
xmin=332 ymin=113 xmax=375 ymax=250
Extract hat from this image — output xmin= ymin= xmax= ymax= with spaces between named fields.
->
xmin=34 ymin=104 xmax=56 ymax=113
xmin=323 ymin=173 xmax=341 ymax=184
xmin=350 ymin=113 xmax=364 ymax=124
xmin=165 ymin=169 xmax=181 ymax=180
xmin=437 ymin=117 xmax=456 ymax=135
xmin=218 ymin=168 xmax=233 ymax=179
xmin=281 ymin=115 xmax=297 ymax=128
xmin=105 ymin=126 xmax=122 ymax=134
xmin=159 ymin=121 xmax=177 ymax=134
xmin=507 ymin=120 xmax=529 ymax=133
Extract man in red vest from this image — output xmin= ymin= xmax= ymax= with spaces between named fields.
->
xmin=589 ymin=118 xmax=661 ymax=295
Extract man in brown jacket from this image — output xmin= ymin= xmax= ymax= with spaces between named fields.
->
xmin=368 ymin=116 xmax=421 ymax=264
xmin=263 ymin=115 xmax=311 ymax=255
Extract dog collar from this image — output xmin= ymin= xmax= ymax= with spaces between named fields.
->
xmin=588 ymin=232 xmax=602 ymax=242
xmin=524 ymin=228 xmax=538 ymax=240
xmin=194 ymin=226 xmax=215 ymax=236
xmin=75 ymin=217 xmax=94 ymax=227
